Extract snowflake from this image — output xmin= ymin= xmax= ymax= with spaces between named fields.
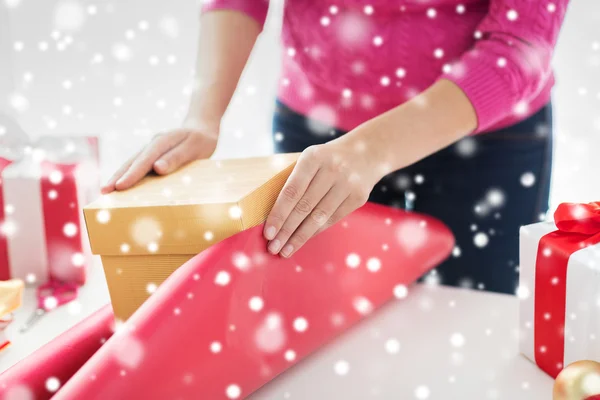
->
xmin=138 ymin=20 xmax=150 ymax=31
xmin=434 ymin=48 xmax=444 ymax=59
xmin=45 ymin=376 xmax=62 ymax=393
xmin=91 ymin=53 xmax=104 ymax=63
xmin=364 ymin=5 xmax=374 ymax=15
xmin=473 ymin=232 xmax=489 ymax=248
xmin=41 ymin=296 xmax=56 ymax=312
xmin=455 ymin=137 xmax=477 ymax=157
xmin=486 ymin=188 xmax=505 ymax=207
xmin=147 ymin=242 xmax=158 ymax=252
xmin=334 ymin=360 xmax=350 ymax=376
xmin=146 ymin=283 xmax=157 ymax=294
xmin=353 ymin=296 xmax=373 ymax=315
xmin=396 ymin=220 xmax=427 ymax=252
xmin=329 ymin=5 xmax=338 ymax=14
xmin=25 ymin=273 xmax=37 ymax=284
xmin=415 ymin=385 xmax=430 ymax=399
xmin=385 ymin=338 xmax=401 ymax=354
xmin=4 ymin=0 xmax=21 ymax=8
xmin=456 ymin=4 xmax=466 ymax=13
xmin=210 ymin=341 xmax=222 ymax=353
xmin=232 ymin=252 xmax=251 ymax=271
xmin=113 ymin=334 xmax=145 ymax=368
xmin=96 ymin=209 xmax=110 ymax=224
xmin=214 ymin=271 xmax=231 ymax=286
xmin=112 ymin=43 xmax=132 ymax=62
xmin=54 ymin=1 xmax=86 ymax=31
xmin=63 ymin=222 xmax=78 ymax=237
xmin=380 ymin=76 xmax=391 ymax=86
xmin=393 ymin=284 xmax=409 ymax=299
xmin=373 ymin=36 xmax=383 ymax=46
xmin=293 ymin=317 xmax=308 ymax=332
xmin=226 ymin=384 xmax=241 ymax=399
xmin=427 ymin=8 xmax=436 ymax=18
xmin=284 ymin=349 xmax=296 ymax=362
xmin=9 ymin=92 xmax=29 ymax=113
xmin=67 ymin=300 xmax=82 ymax=314
xmin=306 ymin=105 xmax=336 ymax=135
xmin=71 ymin=252 xmax=85 ymax=267
xmin=514 ymin=101 xmax=529 ymax=116
xmin=255 ymin=313 xmax=286 ymax=353
xmin=366 ymin=257 xmax=381 ymax=272
xmin=3 ymin=384 xmax=34 ymax=400
xmin=506 ymin=9 xmax=519 ymax=21
xmin=345 ymin=253 xmax=361 ymax=268
xmin=320 ymin=16 xmax=331 ymax=26
xmin=249 ymin=296 xmax=264 ymax=312
xmin=516 ymin=285 xmax=530 ymax=299
xmin=520 ymin=172 xmax=536 ymax=187
xmin=396 ymin=68 xmax=406 ymax=78
xmin=159 ymin=16 xmax=179 ymax=38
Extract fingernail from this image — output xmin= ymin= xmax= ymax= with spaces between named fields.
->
xmin=264 ymin=226 xmax=276 ymax=240
xmin=281 ymin=244 xmax=294 ymax=258
xmin=268 ymin=239 xmax=281 ymax=254
xmin=115 ymin=177 xmax=125 ymax=187
xmin=154 ymin=159 xmax=168 ymax=172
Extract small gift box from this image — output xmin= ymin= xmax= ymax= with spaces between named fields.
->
xmin=0 ymin=137 xmax=100 ymax=285
xmin=519 ymin=202 xmax=600 ymax=378
xmin=0 ymin=279 xmax=24 ymax=351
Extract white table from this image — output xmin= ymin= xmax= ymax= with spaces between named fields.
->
xmin=0 ymin=264 xmax=553 ymax=399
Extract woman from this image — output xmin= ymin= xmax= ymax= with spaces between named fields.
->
xmin=102 ymin=1 xmax=568 ymax=294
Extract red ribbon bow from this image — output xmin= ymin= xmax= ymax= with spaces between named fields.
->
xmin=554 ymin=202 xmax=600 ymax=236
xmin=534 ymin=201 xmax=600 ymax=378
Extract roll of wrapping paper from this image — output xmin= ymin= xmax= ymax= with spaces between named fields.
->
xmin=53 ymin=202 xmax=454 ymax=399
xmin=0 ymin=304 xmax=114 ymax=400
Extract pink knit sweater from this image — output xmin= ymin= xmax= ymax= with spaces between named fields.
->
xmin=202 ymin=0 xmax=568 ymax=133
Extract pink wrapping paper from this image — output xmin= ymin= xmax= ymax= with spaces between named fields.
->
xmin=0 ymin=305 xmax=114 ymax=400
xmin=52 ymin=203 xmax=454 ymax=399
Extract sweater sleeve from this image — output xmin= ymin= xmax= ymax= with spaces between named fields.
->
xmin=200 ymin=0 xmax=269 ymax=29
xmin=442 ymin=0 xmax=569 ymax=133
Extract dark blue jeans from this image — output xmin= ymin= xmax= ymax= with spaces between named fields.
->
xmin=272 ymin=100 xmax=553 ymax=295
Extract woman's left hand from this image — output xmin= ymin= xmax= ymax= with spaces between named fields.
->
xmin=263 ymin=135 xmax=386 ymax=258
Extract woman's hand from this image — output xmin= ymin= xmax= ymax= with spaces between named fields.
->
xmin=101 ymin=121 xmax=219 ymax=194
xmin=263 ymin=135 xmax=386 ymax=258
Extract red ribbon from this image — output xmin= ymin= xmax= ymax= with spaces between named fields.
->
xmin=0 ymin=158 xmax=13 ymax=281
xmin=41 ymin=161 xmax=86 ymax=285
xmin=534 ymin=202 xmax=600 ymax=378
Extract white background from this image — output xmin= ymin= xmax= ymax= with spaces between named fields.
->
xmin=1 ymin=0 xmax=599 ymax=206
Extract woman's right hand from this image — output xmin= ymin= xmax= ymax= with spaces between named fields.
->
xmin=101 ymin=121 xmax=219 ymax=194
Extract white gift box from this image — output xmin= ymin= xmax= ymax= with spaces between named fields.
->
xmin=0 ymin=138 xmax=99 ymax=285
xmin=519 ymin=219 xmax=600 ymax=378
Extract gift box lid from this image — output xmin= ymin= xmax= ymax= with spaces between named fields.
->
xmin=83 ymin=154 xmax=299 ymax=256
